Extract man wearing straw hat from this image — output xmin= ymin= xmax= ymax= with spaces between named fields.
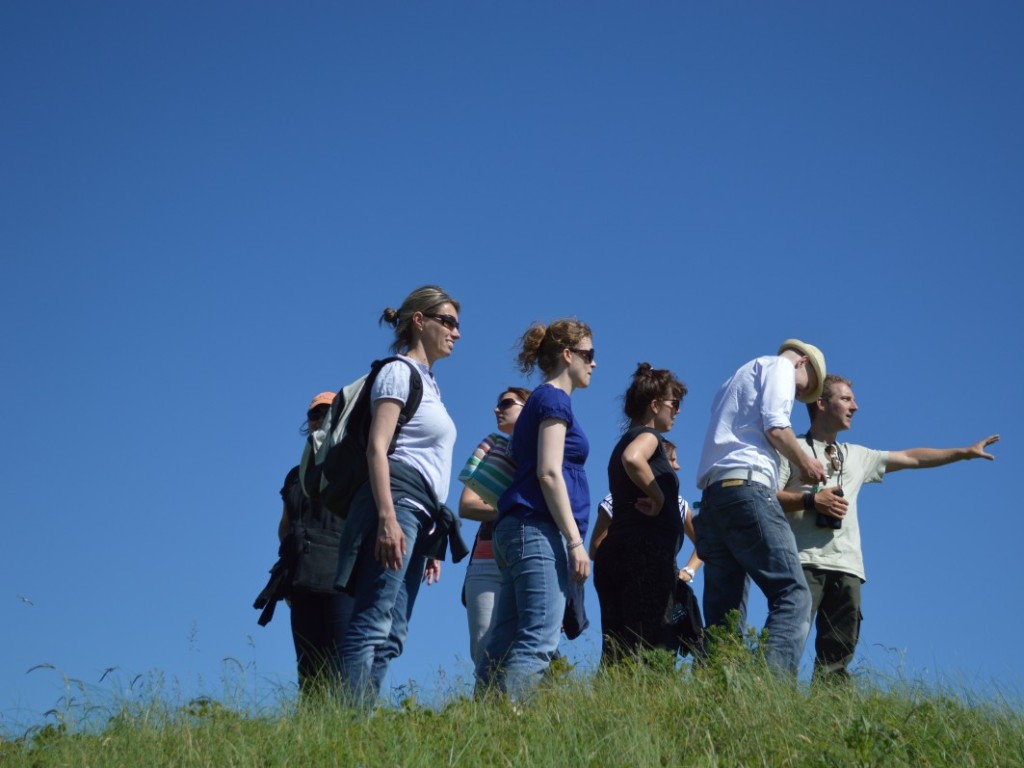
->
xmin=694 ymin=340 xmax=827 ymax=675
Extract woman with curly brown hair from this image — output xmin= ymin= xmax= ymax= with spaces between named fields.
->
xmin=476 ymin=319 xmax=596 ymax=699
xmin=594 ymin=362 xmax=688 ymax=664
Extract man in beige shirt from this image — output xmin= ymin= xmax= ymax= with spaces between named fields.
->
xmin=777 ymin=374 xmax=998 ymax=679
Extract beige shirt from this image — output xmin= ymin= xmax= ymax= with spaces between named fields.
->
xmin=778 ymin=436 xmax=887 ymax=581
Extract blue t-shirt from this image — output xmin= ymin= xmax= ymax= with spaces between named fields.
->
xmin=497 ymin=383 xmax=591 ymax=537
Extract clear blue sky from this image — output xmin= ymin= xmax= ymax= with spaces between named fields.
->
xmin=3 ymin=2 xmax=1022 ymax=733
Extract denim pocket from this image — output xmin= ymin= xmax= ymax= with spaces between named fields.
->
xmin=726 ymin=510 xmax=764 ymax=554
xmin=494 ymin=517 xmax=526 ymax=570
xmin=718 ymin=490 xmax=765 ymax=555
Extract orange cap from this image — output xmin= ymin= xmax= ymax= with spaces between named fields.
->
xmin=308 ymin=392 xmax=335 ymax=411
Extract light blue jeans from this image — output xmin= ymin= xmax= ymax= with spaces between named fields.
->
xmin=476 ymin=516 xmax=566 ymax=699
xmin=464 ymin=558 xmax=502 ymax=669
xmin=338 ymin=498 xmax=429 ymax=705
xmin=694 ymin=480 xmax=810 ymax=675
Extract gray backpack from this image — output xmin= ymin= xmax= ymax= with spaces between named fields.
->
xmin=299 ymin=357 xmax=422 ymax=517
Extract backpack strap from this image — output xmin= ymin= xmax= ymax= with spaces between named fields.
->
xmin=393 ymin=357 xmax=422 ymax=448
xmin=374 ymin=356 xmax=424 ymax=455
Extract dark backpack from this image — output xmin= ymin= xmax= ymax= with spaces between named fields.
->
xmin=300 ymin=357 xmax=423 ymax=517
xmin=284 ymin=468 xmax=345 ymax=593
xmin=253 ymin=467 xmax=345 ymax=626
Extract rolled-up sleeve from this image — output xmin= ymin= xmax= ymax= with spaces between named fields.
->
xmin=760 ymin=357 xmax=795 ymax=431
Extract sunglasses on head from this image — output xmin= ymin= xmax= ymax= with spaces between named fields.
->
xmin=425 ymin=312 xmax=460 ymax=331
xmin=570 ymin=347 xmax=596 ymax=364
xmin=497 ymin=397 xmax=525 ymax=411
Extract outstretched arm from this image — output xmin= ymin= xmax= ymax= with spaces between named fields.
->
xmin=886 ymin=434 xmax=999 ymax=473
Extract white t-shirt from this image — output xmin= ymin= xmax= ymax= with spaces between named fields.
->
xmin=695 ymin=355 xmax=796 ymax=490
xmin=371 ymin=355 xmax=457 ymax=503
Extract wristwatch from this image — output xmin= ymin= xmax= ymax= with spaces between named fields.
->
xmin=682 ymin=566 xmax=696 ymax=581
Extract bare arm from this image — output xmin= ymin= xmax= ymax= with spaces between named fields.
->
xmin=776 ymin=488 xmax=803 ymax=513
xmin=776 ymin=445 xmax=848 ymax=520
xmin=778 ymin=486 xmax=848 ymax=520
xmin=766 ymin=426 xmax=826 ymax=484
xmin=886 ymin=434 xmax=999 ymax=473
xmin=367 ymin=398 xmax=405 ymax=570
xmin=588 ymin=506 xmax=612 ymax=560
xmin=458 ymin=484 xmax=497 ymax=522
xmin=679 ymin=504 xmax=703 ymax=582
xmin=537 ymin=418 xmax=590 ymax=583
xmin=621 ymin=431 xmax=665 ymax=515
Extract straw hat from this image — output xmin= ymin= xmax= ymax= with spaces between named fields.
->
xmin=777 ymin=339 xmax=826 ymax=403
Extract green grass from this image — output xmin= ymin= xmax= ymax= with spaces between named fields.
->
xmin=4 ymin=634 xmax=1023 ymax=767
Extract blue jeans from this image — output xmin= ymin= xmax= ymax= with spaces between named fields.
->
xmin=694 ymin=480 xmax=810 ymax=675
xmin=476 ymin=516 xmax=566 ymax=699
xmin=337 ymin=498 xmax=429 ymax=705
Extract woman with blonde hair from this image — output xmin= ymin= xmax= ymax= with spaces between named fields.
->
xmin=334 ymin=285 xmax=465 ymax=705
xmin=476 ymin=319 xmax=596 ymax=699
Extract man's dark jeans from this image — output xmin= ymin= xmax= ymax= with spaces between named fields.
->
xmin=695 ymin=479 xmax=810 ymax=675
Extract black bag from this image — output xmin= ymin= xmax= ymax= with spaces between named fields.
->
xmin=662 ymin=577 xmax=703 ymax=656
xmin=287 ymin=523 xmax=343 ymax=593
xmin=253 ymin=468 xmax=345 ymax=626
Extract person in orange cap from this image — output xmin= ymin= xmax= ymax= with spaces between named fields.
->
xmin=276 ymin=391 xmax=353 ymax=694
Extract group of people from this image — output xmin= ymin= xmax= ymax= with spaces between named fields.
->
xmin=692 ymin=342 xmax=998 ymax=679
xmin=270 ymin=283 xmax=1000 ymax=705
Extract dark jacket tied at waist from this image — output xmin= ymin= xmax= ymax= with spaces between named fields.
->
xmin=334 ymin=459 xmax=468 ymax=593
